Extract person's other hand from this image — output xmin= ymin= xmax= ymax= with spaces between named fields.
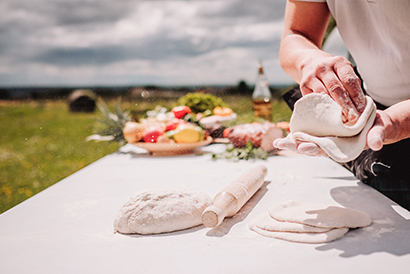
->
xmin=299 ymin=56 xmax=367 ymax=124
xmin=366 ymin=110 xmax=393 ymax=151
xmin=273 ymin=138 xmax=328 ymax=157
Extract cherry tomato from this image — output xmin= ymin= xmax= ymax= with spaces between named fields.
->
xmin=171 ymin=106 xmax=191 ymax=119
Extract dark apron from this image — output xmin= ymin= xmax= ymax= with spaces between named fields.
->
xmin=282 ymin=86 xmax=410 ymax=210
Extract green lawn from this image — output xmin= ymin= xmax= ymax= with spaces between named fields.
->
xmin=0 ymin=94 xmax=291 ymax=214
xmin=0 ymin=100 xmax=120 ymax=213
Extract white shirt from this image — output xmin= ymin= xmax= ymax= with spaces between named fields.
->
xmin=293 ymin=0 xmax=410 ymax=106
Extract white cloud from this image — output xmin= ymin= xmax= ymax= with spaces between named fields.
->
xmin=0 ymin=0 xmax=294 ymax=87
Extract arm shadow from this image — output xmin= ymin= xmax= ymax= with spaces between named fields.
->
xmin=316 ymin=182 xmax=410 ymax=257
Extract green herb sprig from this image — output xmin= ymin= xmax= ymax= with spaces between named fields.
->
xmin=212 ymin=141 xmax=269 ymax=161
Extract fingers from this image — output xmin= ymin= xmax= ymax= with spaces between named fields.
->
xmin=273 ymin=138 xmax=328 ymax=157
xmin=273 ymin=138 xmax=297 ymax=152
xmin=322 ymin=77 xmax=361 ymax=123
xmin=300 ymin=76 xmax=327 ymax=96
xmin=366 ymin=112 xmax=385 ymax=151
xmin=367 ymin=128 xmax=384 ymax=151
xmin=333 ymin=60 xmax=367 ymax=113
xmin=297 ymin=142 xmax=328 ymax=156
xmin=300 ymin=56 xmax=365 ymax=124
xmin=316 ymin=57 xmax=361 ymax=123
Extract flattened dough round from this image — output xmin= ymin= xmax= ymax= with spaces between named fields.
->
xmin=114 ymin=189 xmax=212 ymax=234
xmin=268 ymin=200 xmax=372 ymax=229
xmin=250 ymin=223 xmax=349 ymax=244
xmin=249 ymin=212 xmax=331 ymax=233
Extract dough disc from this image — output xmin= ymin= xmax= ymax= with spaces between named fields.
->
xmin=268 ymin=200 xmax=372 ymax=229
xmin=249 ymin=223 xmax=349 ymax=244
xmin=249 ymin=212 xmax=331 ymax=233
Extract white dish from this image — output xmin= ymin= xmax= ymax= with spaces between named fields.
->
xmin=132 ymin=136 xmax=213 ymax=155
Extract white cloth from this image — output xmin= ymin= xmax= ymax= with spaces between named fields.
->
xmin=292 ymin=0 xmax=410 ymax=107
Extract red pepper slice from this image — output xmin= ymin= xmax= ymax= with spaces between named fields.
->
xmin=171 ymin=106 xmax=191 ymax=119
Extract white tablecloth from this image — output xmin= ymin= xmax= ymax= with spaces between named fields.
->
xmin=1 ymin=144 xmax=410 ymax=273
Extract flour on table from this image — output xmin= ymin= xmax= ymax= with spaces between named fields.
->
xmin=114 ymin=189 xmax=212 ymax=235
xmin=287 ymin=93 xmax=377 ymax=162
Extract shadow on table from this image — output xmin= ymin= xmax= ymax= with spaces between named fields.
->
xmin=316 ymin=182 xmax=410 ymax=257
xmin=205 ymin=181 xmax=271 ymax=237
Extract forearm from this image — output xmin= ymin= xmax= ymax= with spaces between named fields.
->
xmin=280 ymin=33 xmax=332 ymax=83
xmin=279 ymin=1 xmax=331 ymax=83
xmin=280 ymin=1 xmax=365 ymax=122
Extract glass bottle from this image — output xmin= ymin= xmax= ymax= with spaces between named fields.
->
xmin=252 ymin=62 xmax=272 ymax=120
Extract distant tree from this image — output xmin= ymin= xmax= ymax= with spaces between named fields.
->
xmin=144 ymin=85 xmax=160 ymax=91
xmin=175 ymin=87 xmax=192 ymax=93
xmin=0 ymin=90 xmax=10 ymax=100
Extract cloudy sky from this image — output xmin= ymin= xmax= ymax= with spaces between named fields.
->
xmin=0 ymin=0 xmax=295 ymax=87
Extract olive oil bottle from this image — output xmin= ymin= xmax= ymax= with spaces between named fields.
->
xmin=252 ymin=62 xmax=272 ymax=120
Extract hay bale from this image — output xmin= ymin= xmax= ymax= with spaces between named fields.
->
xmin=68 ymin=89 xmax=96 ymax=112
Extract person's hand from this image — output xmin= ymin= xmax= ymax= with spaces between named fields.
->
xmin=273 ymin=137 xmax=328 ymax=157
xmin=299 ymin=56 xmax=367 ymax=124
xmin=366 ymin=110 xmax=393 ymax=151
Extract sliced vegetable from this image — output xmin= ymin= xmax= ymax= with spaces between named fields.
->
xmin=171 ymin=106 xmax=191 ymax=119
xmin=166 ymin=124 xmax=204 ymax=143
xmin=165 ymin=118 xmax=187 ymax=131
xmin=142 ymin=126 xmax=164 ymax=143
xmin=122 ymin=122 xmax=147 ymax=143
xmin=213 ymin=106 xmax=233 ymax=116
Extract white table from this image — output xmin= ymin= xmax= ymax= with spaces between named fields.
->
xmin=1 ymin=144 xmax=410 ymax=273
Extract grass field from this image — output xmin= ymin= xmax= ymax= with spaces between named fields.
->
xmin=0 ymin=93 xmax=292 ymax=214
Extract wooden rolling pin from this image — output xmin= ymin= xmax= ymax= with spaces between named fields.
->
xmin=202 ymin=165 xmax=268 ymax=228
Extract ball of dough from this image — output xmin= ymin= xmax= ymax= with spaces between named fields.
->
xmin=114 ymin=189 xmax=212 ymax=234
xmin=290 ymin=93 xmax=375 ymax=137
xmin=287 ymin=93 xmax=377 ymax=162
